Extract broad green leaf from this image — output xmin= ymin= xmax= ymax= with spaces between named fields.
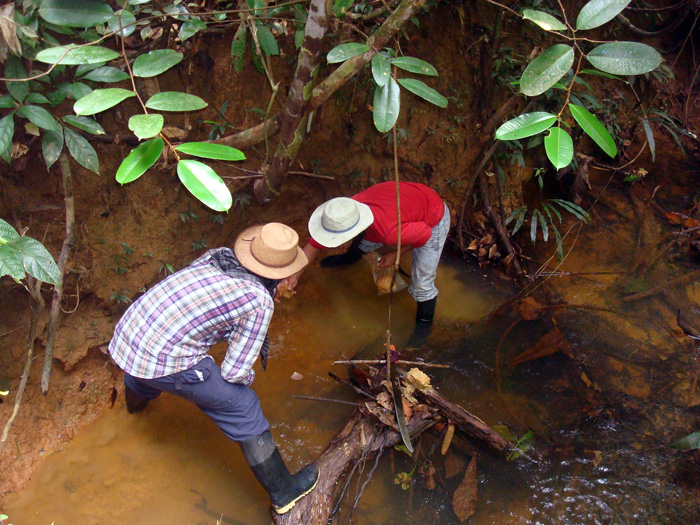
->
xmin=587 ymin=42 xmax=662 ymax=76
xmin=42 ymin=129 xmax=64 ymax=170
xmin=327 ymin=43 xmax=369 ymax=64
xmin=74 ymin=88 xmax=134 ymax=115
xmin=0 ymin=140 xmax=11 ymax=164
xmin=175 ymin=142 xmax=246 ymax=161
xmin=671 ymin=432 xmax=700 ymax=450
xmin=0 ymin=94 xmax=15 ymax=108
xmin=65 ymin=127 xmax=99 ymax=174
xmin=251 ymin=44 xmax=264 ymax=74
xmin=0 ymin=218 xmax=20 ymax=243
xmin=177 ymin=160 xmax=232 ymax=212
xmin=71 ymin=82 xmax=93 ymax=100
xmin=544 ymin=127 xmax=574 ymax=169
xmin=75 ymin=62 xmax=106 ymax=76
xmin=576 ymin=0 xmax=631 ymax=30
xmin=294 ymin=29 xmax=304 ymax=50
xmin=391 ymin=57 xmax=437 ymax=76
xmin=231 ymin=25 xmax=247 ymax=73
xmin=494 ymin=112 xmax=557 ymax=140
xmin=520 ymin=44 xmax=574 ymax=96
xmin=26 ymin=93 xmax=50 ymax=104
xmin=505 ymin=205 xmax=526 ymax=227
xmin=0 ymin=244 xmax=25 ymax=282
xmin=22 ymin=105 xmax=60 ymax=132
xmin=372 ymin=78 xmax=400 ymax=133
xmin=39 ymin=0 xmax=114 ymax=28
xmin=334 ymin=0 xmax=355 ymax=17
xmin=642 ymin=118 xmax=655 ymax=162
xmin=62 ymin=115 xmax=105 ymax=135
xmin=5 ymin=56 xmax=28 ymax=103
xmin=81 ymin=66 xmax=129 ymax=83
xmin=538 ymin=209 xmax=549 ymax=242
xmin=372 ymin=55 xmax=391 ymax=87
xmin=128 ymin=114 xmax=164 ymax=140
xmin=145 ymin=92 xmax=207 ymax=112
xmin=569 ymin=103 xmax=617 ymax=158
xmin=580 ymin=68 xmax=625 ymax=82
xmin=116 ymin=137 xmax=164 ymax=184
xmin=256 ymin=22 xmax=279 ymax=56
xmin=35 ymin=45 xmax=119 ymax=66
xmin=48 ymin=83 xmax=72 ymax=106
xmin=107 ymin=9 xmax=137 ymax=38
xmin=12 ymin=236 xmax=60 ymax=285
xmin=397 ymin=78 xmax=447 ymax=108
xmin=551 ymin=198 xmax=590 ymax=222
xmin=0 ymin=115 xmax=14 ymax=157
xmin=179 ymin=19 xmax=206 ymax=42
xmin=522 ymin=9 xmax=567 ymax=31
xmin=132 ymin=49 xmax=183 ymax=77
xmin=530 ymin=209 xmax=538 ymax=243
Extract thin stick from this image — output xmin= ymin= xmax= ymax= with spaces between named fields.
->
xmin=622 ymin=269 xmax=700 ymax=303
xmin=288 ymin=171 xmax=335 ymax=181
xmin=328 ymin=371 xmax=377 ymax=400
xmin=292 ymin=395 xmax=363 ymax=407
xmin=333 ymin=359 xmax=450 ymax=369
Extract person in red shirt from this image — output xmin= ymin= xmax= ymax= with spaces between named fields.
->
xmin=282 ymin=182 xmax=450 ymax=347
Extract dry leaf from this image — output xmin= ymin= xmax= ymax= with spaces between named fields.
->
xmin=441 ymin=423 xmax=455 ymax=455
xmin=519 ymin=297 xmax=544 ymax=321
xmin=467 ymin=239 xmax=478 ymax=251
xmin=12 ymin=142 xmax=28 ymax=158
xmin=402 ymin=396 xmax=413 ymax=422
xmin=508 ymin=326 xmax=572 ymax=366
xmin=421 ymin=463 xmax=437 ymax=490
xmin=290 ymin=372 xmax=303 ymax=381
xmin=452 ymin=456 xmax=477 ymax=522
xmin=444 ymin=453 xmax=464 ymax=479
xmin=161 ymin=126 xmax=186 ymax=140
xmin=592 ymin=450 xmax=602 ymax=467
xmin=376 ymin=391 xmax=393 ymax=411
xmin=406 ymin=368 xmax=431 ymax=391
xmin=488 ymin=244 xmax=500 ymax=259
xmin=0 ymin=4 xmax=21 ymax=59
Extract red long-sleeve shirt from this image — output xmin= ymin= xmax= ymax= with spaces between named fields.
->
xmin=309 ymin=182 xmax=444 ymax=249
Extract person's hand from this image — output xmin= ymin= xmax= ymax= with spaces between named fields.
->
xmin=377 ymin=251 xmax=397 ymax=268
xmin=279 ymin=272 xmax=301 ymax=294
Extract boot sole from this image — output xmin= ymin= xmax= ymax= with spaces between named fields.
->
xmin=272 ymin=473 xmax=320 ymax=515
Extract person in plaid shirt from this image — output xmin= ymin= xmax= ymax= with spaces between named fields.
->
xmin=109 ymin=223 xmax=318 ymax=515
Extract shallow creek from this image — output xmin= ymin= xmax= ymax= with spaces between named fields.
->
xmin=7 ymin=234 xmax=700 ymax=523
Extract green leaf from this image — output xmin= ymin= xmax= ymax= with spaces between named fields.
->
xmin=62 ymin=115 xmax=105 ymax=135
xmin=0 ymin=243 xmax=27 ymax=282
xmin=81 ymin=66 xmax=129 ymax=83
xmin=179 ymin=19 xmax=206 ymax=42
xmin=42 ymin=128 xmax=64 ymax=170
xmin=73 ymin=88 xmax=134 ymax=116
xmin=12 ymin=236 xmax=60 ymax=285
xmin=642 ymin=118 xmax=655 ymax=162
xmin=372 ymin=78 xmax=400 ymax=133
xmin=580 ymin=68 xmax=625 ymax=81
xmin=530 ymin=209 xmax=539 ymax=243
xmin=569 ymin=103 xmax=617 ymax=158
xmin=0 ymin=94 xmax=15 ymax=108
xmin=26 ymin=93 xmax=50 ymax=104
xmin=543 ymin=201 xmax=562 ymax=223
xmin=256 ymin=22 xmax=279 ymax=56
xmin=327 ymin=43 xmax=369 ymax=64
xmin=0 ymin=115 xmax=14 ymax=158
xmin=107 ymin=9 xmax=137 ymax=38
xmin=47 ymin=83 xmax=72 ymax=106
xmin=522 ymin=9 xmax=567 ymax=31
xmin=333 ymin=0 xmax=355 ymax=17
xmin=65 ymin=127 xmax=99 ymax=174
xmin=512 ymin=206 xmax=528 ymax=235
xmin=371 ymin=55 xmax=391 ymax=87
xmin=128 ymin=114 xmax=164 ymax=140
xmin=71 ymin=82 xmax=93 ymax=100
xmin=494 ymin=112 xmax=557 ymax=141
xmin=39 ymin=0 xmax=114 ymax=28
xmin=231 ymin=25 xmax=247 ymax=73
xmin=0 ymin=217 xmax=20 ymax=243
xmin=175 ymin=143 xmax=246 ymax=161
xmin=35 ymin=45 xmax=120 ymax=66
xmin=294 ymin=29 xmax=305 ymax=50
xmin=538 ymin=209 xmax=549 ymax=242
xmin=505 ymin=205 xmax=526 ymax=227
xmin=22 ymin=105 xmax=60 ymax=132
xmin=671 ymin=432 xmax=700 ymax=450
xmin=391 ymin=57 xmax=437 ymax=76
xmin=132 ymin=49 xmax=184 ymax=78
xmin=520 ymin=44 xmax=574 ymax=96
xmin=5 ymin=56 xmax=28 ymax=103
xmin=544 ymin=127 xmax=574 ymax=169
xmin=145 ymin=92 xmax=207 ymax=112
xmin=116 ymin=137 xmax=164 ymax=184
xmin=576 ymin=0 xmax=631 ymax=30
xmin=587 ymin=42 xmax=662 ymax=76
xmin=177 ymin=160 xmax=232 ymax=212
xmin=550 ymin=198 xmax=590 ymax=222
xmin=397 ymin=78 xmax=447 ymax=108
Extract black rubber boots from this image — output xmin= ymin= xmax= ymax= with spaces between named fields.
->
xmin=239 ymin=430 xmax=319 ymax=515
xmin=124 ymin=386 xmax=150 ymax=414
xmin=406 ymin=297 xmax=437 ymax=349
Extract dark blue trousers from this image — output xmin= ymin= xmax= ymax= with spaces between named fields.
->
xmin=124 ymin=357 xmax=270 ymax=441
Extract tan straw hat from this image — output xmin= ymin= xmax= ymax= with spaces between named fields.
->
xmin=234 ymin=223 xmax=308 ymax=279
xmin=308 ymin=197 xmax=374 ymax=248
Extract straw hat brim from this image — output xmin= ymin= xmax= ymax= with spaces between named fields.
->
xmin=234 ymin=225 xmax=308 ymax=279
xmin=308 ymin=200 xmax=374 ymax=248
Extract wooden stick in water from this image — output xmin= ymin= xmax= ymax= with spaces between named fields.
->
xmin=333 ymin=359 xmax=450 ymax=369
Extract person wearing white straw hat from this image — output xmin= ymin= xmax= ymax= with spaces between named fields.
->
xmin=281 ymin=181 xmax=450 ymax=348
xmin=108 ymin=223 xmax=318 ymax=515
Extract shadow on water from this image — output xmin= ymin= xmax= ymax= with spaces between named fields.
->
xmin=7 ymin=244 xmax=700 ymax=523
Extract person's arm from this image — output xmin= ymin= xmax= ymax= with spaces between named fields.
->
xmin=279 ymin=242 xmax=320 ymax=291
xmin=377 ymin=244 xmax=413 ymax=268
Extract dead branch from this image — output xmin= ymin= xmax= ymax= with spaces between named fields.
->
xmin=334 ymin=359 xmax=450 ymax=369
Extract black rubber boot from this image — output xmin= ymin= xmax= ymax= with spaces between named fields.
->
xmin=239 ymin=431 xmax=319 ymax=515
xmin=406 ymin=297 xmax=437 ymax=349
xmin=320 ymin=235 xmax=364 ymax=268
xmin=124 ymin=386 xmax=150 ymax=414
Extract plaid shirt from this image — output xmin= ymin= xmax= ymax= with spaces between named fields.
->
xmin=109 ymin=248 xmax=274 ymax=386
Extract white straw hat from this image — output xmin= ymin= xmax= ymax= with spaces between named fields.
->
xmin=234 ymin=223 xmax=308 ymax=279
xmin=308 ymin=197 xmax=374 ymax=248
